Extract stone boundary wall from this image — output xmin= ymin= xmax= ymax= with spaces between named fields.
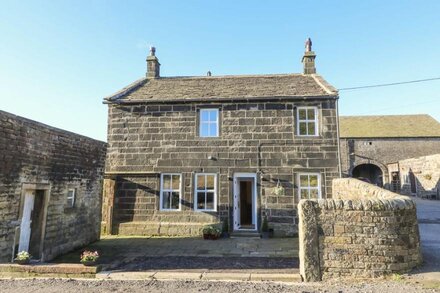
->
xmin=299 ymin=178 xmax=422 ymax=281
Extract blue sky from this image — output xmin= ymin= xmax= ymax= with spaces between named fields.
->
xmin=1 ymin=0 xmax=439 ymax=141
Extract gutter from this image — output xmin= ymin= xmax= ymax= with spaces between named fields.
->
xmin=335 ymin=97 xmax=342 ymax=178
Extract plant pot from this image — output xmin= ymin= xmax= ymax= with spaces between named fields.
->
xmin=261 ymin=231 xmax=270 ymax=239
xmin=221 ymin=232 xmax=229 ymax=238
xmin=209 ymin=234 xmax=220 ymax=240
xmin=15 ymin=259 xmax=30 ymax=265
xmin=268 ymin=228 xmax=274 ymax=238
xmin=81 ymin=260 xmax=97 ymax=266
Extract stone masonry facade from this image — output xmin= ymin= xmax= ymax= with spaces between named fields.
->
xmin=0 ymin=110 xmax=106 ymax=262
xmin=298 ymin=178 xmax=422 ymax=281
xmin=398 ymin=153 xmax=440 ymax=198
xmin=103 ymin=99 xmax=340 ymax=237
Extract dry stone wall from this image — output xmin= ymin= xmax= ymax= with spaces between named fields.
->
xmin=0 ymin=110 xmax=106 ymax=262
xmin=299 ymin=178 xmax=422 ymax=281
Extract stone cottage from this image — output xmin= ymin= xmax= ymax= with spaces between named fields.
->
xmin=339 ymin=114 xmax=440 ymax=190
xmin=102 ymin=41 xmax=340 ymax=237
xmin=0 ymin=110 xmax=106 ymax=263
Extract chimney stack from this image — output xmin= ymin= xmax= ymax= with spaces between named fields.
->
xmin=302 ymin=38 xmax=316 ymax=74
xmin=146 ymin=46 xmax=160 ymax=78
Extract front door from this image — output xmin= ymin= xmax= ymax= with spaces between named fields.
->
xmin=18 ymin=191 xmax=35 ymax=253
xmin=233 ymin=173 xmax=257 ymax=231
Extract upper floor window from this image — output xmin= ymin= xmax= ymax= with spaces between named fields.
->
xmin=194 ymin=173 xmax=217 ymax=211
xmin=298 ymin=173 xmax=321 ymax=199
xmin=67 ymin=188 xmax=76 ymax=208
xmin=200 ymin=109 xmax=219 ymax=137
xmin=160 ymin=173 xmax=181 ymax=211
xmin=297 ymin=107 xmax=318 ymax=136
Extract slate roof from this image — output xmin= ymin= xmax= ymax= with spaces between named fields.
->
xmin=340 ymin=115 xmax=440 ymax=138
xmin=104 ymin=74 xmax=338 ymax=103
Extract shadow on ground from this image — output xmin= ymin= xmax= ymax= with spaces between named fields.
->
xmin=52 ymin=236 xmax=299 ymax=271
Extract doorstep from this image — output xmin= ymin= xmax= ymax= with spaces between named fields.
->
xmin=0 ymin=263 xmax=100 ymax=279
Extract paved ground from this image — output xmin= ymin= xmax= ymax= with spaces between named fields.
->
xmin=0 ymin=278 xmax=437 ymax=293
xmin=54 ymin=236 xmax=299 ymax=271
xmin=407 ymin=197 xmax=440 ymax=284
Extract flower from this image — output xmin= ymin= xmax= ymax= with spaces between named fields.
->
xmin=15 ymin=251 xmax=31 ymax=260
xmin=80 ymin=250 xmax=99 ymax=263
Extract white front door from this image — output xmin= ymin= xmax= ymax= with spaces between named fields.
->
xmin=233 ymin=173 xmax=257 ymax=231
xmin=18 ymin=191 xmax=35 ymax=253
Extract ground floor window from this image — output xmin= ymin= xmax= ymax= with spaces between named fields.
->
xmin=195 ymin=173 xmax=217 ymax=211
xmin=298 ymin=173 xmax=321 ymax=199
xmin=160 ymin=173 xmax=181 ymax=210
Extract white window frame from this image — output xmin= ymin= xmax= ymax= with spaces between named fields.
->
xmin=297 ymin=106 xmax=319 ymax=136
xmin=160 ymin=173 xmax=182 ymax=211
xmin=199 ymin=108 xmax=219 ymax=137
xmin=194 ymin=173 xmax=217 ymax=212
xmin=298 ymin=173 xmax=321 ymax=200
xmin=67 ymin=188 xmax=76 ymax=208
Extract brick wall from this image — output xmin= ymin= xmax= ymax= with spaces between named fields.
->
xmin=298 ymin=178 xmax=422 ymax=281
xmin=0 ymin=110 xmax=106 ymax=262
xmin=104 ymin=99 xmax=339 ymax=236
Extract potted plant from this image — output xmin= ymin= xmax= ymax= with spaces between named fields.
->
xmin=261 ymin=216 xmax=270 ymax=239
xmin=221 ymin=219 xmax=230 ymax=238
xmin=202 ymin=224 xmax=222 ymax=240
xmin=80 ymin=250 xmax=99 ymax=266
xmin=14 ymin=251 xmax=31 ymax=265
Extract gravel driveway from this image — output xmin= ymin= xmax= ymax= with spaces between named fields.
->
xmin=0 ymin=278 xmax=437 ymax=293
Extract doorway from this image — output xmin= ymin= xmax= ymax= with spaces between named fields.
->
xmin=17 ymin=189 xmax=47 ymax=260
xmin=233 ymin=173 xmax=257 ymax=231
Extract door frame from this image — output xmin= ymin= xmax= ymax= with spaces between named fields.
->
xmin=233 ymin=173 xmax=258 ymax=231
xmin=13 ymin=183 xmax=50 ymax=262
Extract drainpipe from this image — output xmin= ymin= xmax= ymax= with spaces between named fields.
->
xmin=335 ymin=97 xmax=342 ymax=178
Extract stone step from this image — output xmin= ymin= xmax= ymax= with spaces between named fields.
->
xmin=230 ymin=231 xmax=261 ymax=238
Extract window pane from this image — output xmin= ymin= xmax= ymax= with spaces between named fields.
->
xmin=171 ymin=192 xmax=180 ymax=209
xmin=307 ymin=108 xmax=315 ymax=120
xmin=200 ymin=123 xmax=209 ymax=137
xmin=310 ymin=189 xmax=319 ymax=199
xmin=206 ymin=175 xmax=215 ymax=190
xmin=197 ymin=175 xmax=205 ymax=189
xmin=163 ymin=175 xmax=171 ymax=190
xmin=197 ymin=192 xmax=206 ymax=209
xmin=206 ymin=192 xmax=215 ymax=210
xmin=209 ymin=123 xmax=218 ymax=137
xmin=172 ymin=175 xmax=180 ymax=190
xmin=300 ymin=175 xmax=309 ymax=187
xmin=298 ymin=109 xmax=306 ymax=120
xmin=162 ymin=191 xmax=171 ymax=209
xmin=309 ymin=175 xmax=318 ymax=187
xmin=300 ymin=189 xmax=309 ymax=199
xmin=209 ymin=110 xmax=218 ymax=122
xmin=308 ymin=122 xmax=316 ymax=135
xmin=201 ymin=110 xmax=209 ymax=122
xmin=299 ymin=122 xmax=307 ymax=135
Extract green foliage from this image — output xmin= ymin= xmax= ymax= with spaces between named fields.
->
xmin=261 ymin=216 xmax=269 ymax=232
xmin=15 ymin=251 xmax=31 ymax=260
xmin=202 ymin=224 xmax=222 ymax=236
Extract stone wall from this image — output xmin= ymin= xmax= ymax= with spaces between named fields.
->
xmin=340 ymin=137 xmax=440 ymax=186
xmin=0 ymin=110 xmax=106 ymax=262
xmin=104 ymin=99 xmax=339 ymax=237
xmin=299 ymin=178 xmax=422 ymax=281
xmin=397 ymin=154 xmax=440 ymax=198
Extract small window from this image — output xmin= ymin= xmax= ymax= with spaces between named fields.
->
xmin=200 ymin=109 xmax=219 ymax=137
xmin=194 ymin=174 xmax=217 ymax=211
xmin=67 ymin=189 xmax=76 ymax=208
xmin=298 ymin=173 xmax=321 ymax=199
xmin=297 ymin=107 xmax=318 ymax=136
xmin=160 ymin=174 xmax=181 ymax=211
